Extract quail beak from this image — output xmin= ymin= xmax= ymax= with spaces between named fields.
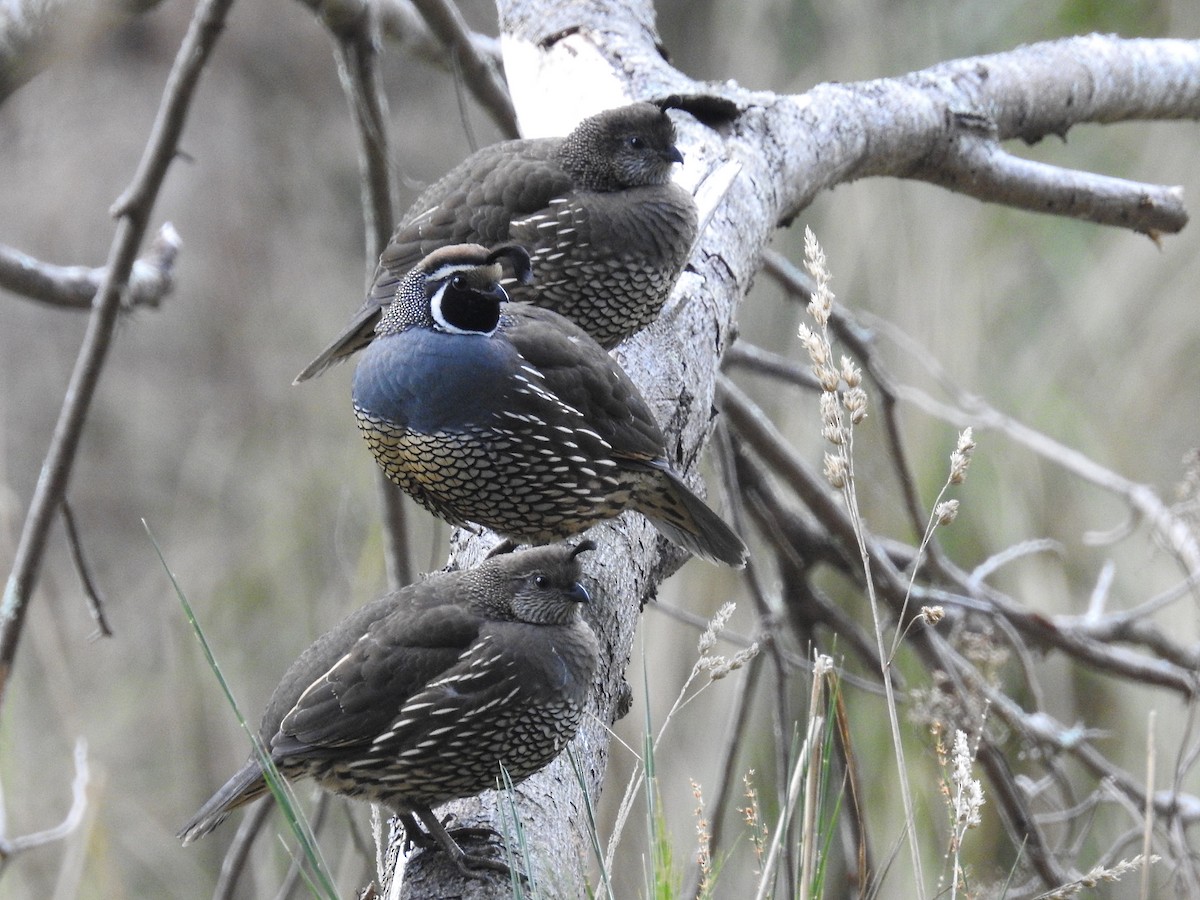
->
xmin=569 ymin=582 xmax=592 ymax=604
xmin=667 ymin=145 xmax=684 ymax=165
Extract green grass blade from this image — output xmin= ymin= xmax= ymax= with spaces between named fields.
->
xmin=567 ymin=745 xmax=615 ymax=900
xmin=498 ymin=762 xmax=537 ymax=899
xmin=146 ymin=520 xmax=339 ymax=899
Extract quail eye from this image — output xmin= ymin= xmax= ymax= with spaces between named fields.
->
xmin=626 ymin=135 xmax=645 ymax=150
xmin=534 ymin=574 xmax=550 ymax=589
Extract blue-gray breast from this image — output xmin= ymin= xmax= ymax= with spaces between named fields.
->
xmin=351 ymin=243 xmax=747 ymax=568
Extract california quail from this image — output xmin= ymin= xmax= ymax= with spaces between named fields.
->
xmin=351 ymin=243 xmax=748 ymax=568
xmin=294 ymin=102 xmax=697 ymax=382
xmin=178 ymin=542 xmax=599 ymax=875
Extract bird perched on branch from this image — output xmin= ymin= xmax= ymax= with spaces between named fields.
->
xmin=294 ymin=101 xmax=697 ymax=382
xmin=351 ymin=243 xmax=748 ymax=568
xmin=178 ymin=542 xmax=599 ymax=876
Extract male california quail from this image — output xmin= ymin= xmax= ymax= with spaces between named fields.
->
xmin=178 ymin=542 xmax=599 ymax=875
xmin=294 ymin=102 xmax=697 ymax=382
xmin=351 ymin=243 xmax=748 ymax=568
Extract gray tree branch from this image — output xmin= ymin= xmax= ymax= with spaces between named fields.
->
xmin=0 ymin=223 xmax=180 ymax=311
xmin=0 ymin=0 xmax=231 ymax=708
xmin=409 ymin=0 xmax=517 ymax=137
xmin=375 ymin=8 xmax=1200 ymax=898
xmin=771 ymin=35 xmax=1198 ymax=232
xmin=326 ymin=2 xmax=416 ymax=591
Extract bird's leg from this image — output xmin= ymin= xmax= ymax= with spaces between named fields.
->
xmin=397 ymin=812 xmax=497 ymax=852
xmin=408 ymin=806 xmax=514 ymax=879
xmin=397 ymin=813 xmax=433 ymax=852
xmin=401 ymin=810 xmax=500 ymax=846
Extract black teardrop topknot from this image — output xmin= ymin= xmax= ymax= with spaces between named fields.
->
xmin=487 ymin=244 xmax=534 ymax=285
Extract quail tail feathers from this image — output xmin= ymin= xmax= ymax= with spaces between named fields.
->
xmin=177 ymin=763 xmax=268 ymax=845
xmin=636 ymin=462 xmax=748 ymax=568
xmin=293 ymin=304 xmax=376 ymax=384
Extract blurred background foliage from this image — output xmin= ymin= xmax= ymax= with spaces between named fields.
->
xmin=0 ymin=0 xmax=1197 ymax=896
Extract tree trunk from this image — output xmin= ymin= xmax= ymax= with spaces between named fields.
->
xmin=386 ymin=3 xmax=1200 ymax=895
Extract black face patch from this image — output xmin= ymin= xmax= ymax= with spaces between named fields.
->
xmin=430 ymin=275 xmax=505 ymax=335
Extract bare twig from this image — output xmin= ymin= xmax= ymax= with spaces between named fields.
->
xmin=59 ymin=498 xmax=113 ymax=639
xmin=213 ymin=799 xmax=273 ymax=900
xmin=1143 ymin=711 xmax=1156 ymax=900
xmin=409 ymin=0 xmax=518 ymax=138
xmin=858 ymin=312 xmax=1200 ymax=577
xmin=0 ymin=738 xmax=89 ymax=870
xmin=0 ymin=0 xmax=171 ymax=104
xmin=323 ymin=3 xmax=414 ymax=589
xmin=699 ymin=649 xmax=762 ymax=885
xmin=337 ymin=24 xmax=414 ymax=591
xmin=0 ymin=0 xmax=235 ymax=709
xmin=916 ymin=122 xmax=1184 ymax=235
xmin=0 ymin=223 xmax=180 ymax=311
xmin=332 ymin=11 xmax=395 ymax=284
xmin=713 ymin=418 xmax=797 ymax=846
xmin=774 ymin=36 xmax=1199 ymax=234
xmin=377 ymin=0 xmax=500 ymax=69
xmin=722 ymin=340 xmax=821 ymax=392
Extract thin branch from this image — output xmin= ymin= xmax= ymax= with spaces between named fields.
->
xmin=0 ymin=223 xmax=180 ymax=311
xmin=332 ymin=11 xmax=395 ymax=282
xmin=299 ymin=0 xmax=516 ymax=137
xmin=871 ymin=319 xmax=1200 ymax=575
xmin=0 ymin=0 xmax=170 ymax=104
xmin=214 ymin=800 xmax=273 ymax=900
xmin=408 ymin=0 xmax=518 ymax=137
xmin=1058 ymin=607 xmax=1200 ymax=671
xmin=701 ymin=650 xmax=763 ymax=879
xmin=59 ymin=498 xmax=113 ymax=639
xmin=377 ymin=0 xmax=502 ymax=71
xmin=917 ymin=123 xmax=1185 ymax=234
xmin=325 ymin=3 xmax=414 ymax=589
xmin=768 ymin=36 xmax=1200 ymax=235
xmin=0 ymin=0 xmax=235 ymax=709
xmin=0 ymin=738 xmax=89 ymax=868
xmin=722 ymin=341 xmax=821 ymax=392
xmin=375 ymin=477 xmax=413 ymax=590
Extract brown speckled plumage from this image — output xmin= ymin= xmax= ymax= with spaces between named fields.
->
xmin=294 ymin=103 xmax=697 ymax=383
xmin=178 ymin=543 xmax=599 ymax=874
xmin=351 ymin=244 xmax=748 ymax=568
